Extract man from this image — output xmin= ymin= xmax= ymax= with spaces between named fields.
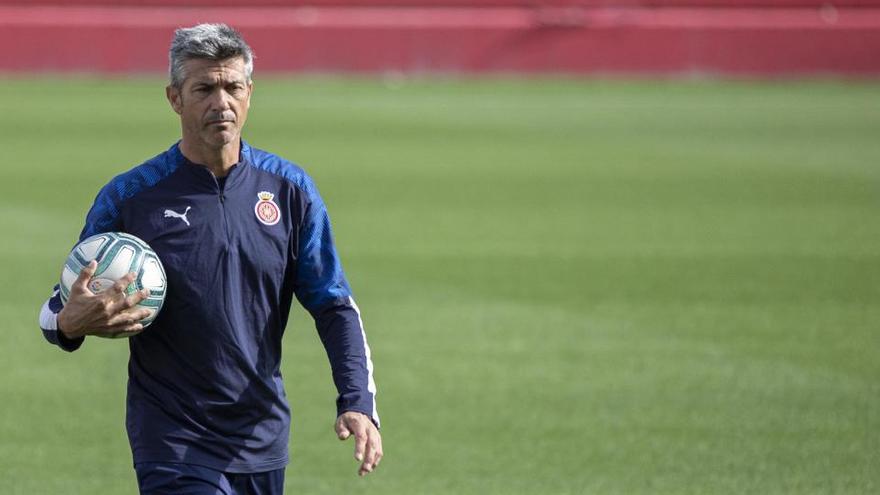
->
xmin=37 ymin=23 xmax=382 ymax=494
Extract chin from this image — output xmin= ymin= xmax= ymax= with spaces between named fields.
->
xmin=205 ymin=131 xmax=239 ymax=147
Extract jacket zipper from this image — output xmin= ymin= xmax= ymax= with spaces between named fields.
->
xmin=212 ymin=174 xmax=232 ymax=246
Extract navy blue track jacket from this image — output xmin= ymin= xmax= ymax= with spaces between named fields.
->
xmin=38 ymin=141 xmax=379 ymax=472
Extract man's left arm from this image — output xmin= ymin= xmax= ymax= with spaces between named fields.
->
xmin=293 ymin=180 xmax=382 ymax=476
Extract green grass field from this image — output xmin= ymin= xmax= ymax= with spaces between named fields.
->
xmin=1 ymin=76 xmax=878 ymax=494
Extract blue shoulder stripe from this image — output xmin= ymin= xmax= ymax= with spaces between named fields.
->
xmin=242 ymin=141 xmax=352 ymax=311
xmin=242 ymin=141 xmax=321 ymax=204
xmin=80 ymin=143 xmax=182 ymax=240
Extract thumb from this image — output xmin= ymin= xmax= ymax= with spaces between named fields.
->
xmin=74 ymin=260 xmax=97 ymax=292
xmin=336 ymin=419 xmax=351 ymax=440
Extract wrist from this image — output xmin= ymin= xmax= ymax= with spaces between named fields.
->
xmin=339 ymin=410 xmax=379 ymax=429
xmin=57 ymin=310 xmax=83 ymax=339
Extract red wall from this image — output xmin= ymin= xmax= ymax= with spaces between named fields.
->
xmin=4 ymin=1 xmax=880 ymax=6
xmin=2 ymin=1 xmax=879 ymax=75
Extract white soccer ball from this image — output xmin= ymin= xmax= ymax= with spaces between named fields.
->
xmin=60 ymin=232 xmax=167 ymax=337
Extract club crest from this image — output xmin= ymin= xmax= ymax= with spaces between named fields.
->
xmin=88 ymin=278 xmax=114 ymax=293
xmin=255 ymin=191 xmax=281 ymax=226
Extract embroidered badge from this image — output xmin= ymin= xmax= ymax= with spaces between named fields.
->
xmin=255 ymin=191 xmax=281 ymax=226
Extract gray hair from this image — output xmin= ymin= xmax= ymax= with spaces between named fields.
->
xmin=168 ymin=23 xmax=254 ymax=88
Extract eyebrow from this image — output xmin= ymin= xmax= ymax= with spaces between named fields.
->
xmin=191 ymin=78 xmax=246 ymax=88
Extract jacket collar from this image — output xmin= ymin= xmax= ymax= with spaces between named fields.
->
xmin=170 ymin=140 xmax=252 ymax=191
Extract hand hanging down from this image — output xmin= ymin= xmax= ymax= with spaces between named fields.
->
xmin=336 ymin=411 xmax=384 ymax=477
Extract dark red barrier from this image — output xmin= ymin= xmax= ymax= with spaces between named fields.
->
xmin=2 ymin=5 xmax=879 ymax=75
xmin=5 ymin=0 xmax=880 ymax=6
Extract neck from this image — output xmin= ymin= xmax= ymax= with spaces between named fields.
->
xmin=179 ymin=138 xmax=241 ymax=177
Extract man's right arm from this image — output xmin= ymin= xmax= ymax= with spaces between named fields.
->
xmin=38 ymin=179 xmax=149 ymax=349
xmin=40 ymin=260 xmax=152 ymax=350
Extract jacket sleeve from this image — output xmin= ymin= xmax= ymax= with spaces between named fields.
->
xmin=39 ymin=181 xmax=122 ymax=352
xmin=39 ymin=285 xmax=85 ymax=352
xmin=293 ymin=179 xmax=380 ymax=428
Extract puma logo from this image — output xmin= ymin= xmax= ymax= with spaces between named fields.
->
xmin=164 ymin=206 xmax=191 ymax=226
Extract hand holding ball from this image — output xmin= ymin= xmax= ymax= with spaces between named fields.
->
xmin=58 ymin=232 xmax=167 ymax=339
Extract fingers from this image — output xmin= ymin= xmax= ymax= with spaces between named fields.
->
xmin=336 ymin=412 xmax=383 ymax=477
xmin=104 ymin=274 xmax=148 ymax=315
xmin=336 ymin=419 xmax=352 ymax=440
xmin=111 ymin=288 xmax=150 ymax=313
xmin=109 ymin=272 xmax=137 ymax=295
xmin=353 ymin=425 xmax=368 ymax=462
xmin=103 ymin=304 xmax=149 ymax=335
xmin=106 ymin=307 xmax=151 ymax=327
xmin=355 ymin=427 xmax=370 ymax=476
xmin=73 ymin=260 xmax=98 ymax=292
xmin=104 ymin=321 xmax=145 ymax=337
xmin=73 ymin=265 xmax=136 ymax=298
xmin=358 ymin=430 xmax=383 ymax=477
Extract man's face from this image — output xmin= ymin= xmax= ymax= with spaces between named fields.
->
xmin=166 ymin=57 xmax=253 ymax=151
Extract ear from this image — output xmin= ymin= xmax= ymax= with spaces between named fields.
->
xmin=166 ymin=85 xmax=182 ymax=115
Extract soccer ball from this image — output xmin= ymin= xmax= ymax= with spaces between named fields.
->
xmin=60 ymin=232 xmax=167 ymax=337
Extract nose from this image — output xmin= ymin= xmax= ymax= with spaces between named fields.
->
xmin=208 ymin=87 xmax=232 ymax=111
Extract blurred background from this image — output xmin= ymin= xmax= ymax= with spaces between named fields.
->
xmin=3 ymin=0 xmax=880 ymax=75
xmin=1 ymin=1 xmax=878 ymax=494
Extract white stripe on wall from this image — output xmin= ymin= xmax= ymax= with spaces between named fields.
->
xmin=349 ymin=296 xmax=380 ymax=428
